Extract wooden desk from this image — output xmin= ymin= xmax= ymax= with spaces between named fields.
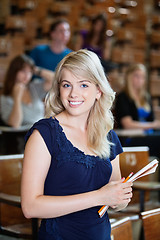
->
xmin=0 ymin=154 xmax=38 ymax=239
xmin=115 ymin=128 xmax=160 ymax=159
xmin=0 ymin=125 xmax=31 ymax=155
xmin=120 ymin=146 xmax=160 ymax=214
xmin=115 ymin=129 xmax=144 ymax=137
xmin=115 ymin=128 xmax=160 ymax=137
xmin=0 ymin=125 xmax=31 ymax=133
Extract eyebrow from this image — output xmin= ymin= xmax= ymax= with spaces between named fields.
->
xmin=61 ymin=80 xmax=91 ymax=83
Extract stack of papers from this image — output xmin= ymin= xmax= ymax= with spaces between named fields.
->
xmin=98 ymin=159 xmax=159 ymax=218
xmin=127 ymin=159 xmax=158 ymax=182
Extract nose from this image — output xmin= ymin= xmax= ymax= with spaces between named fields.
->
xmin=69 ymin=85 xmax=79 ymax=98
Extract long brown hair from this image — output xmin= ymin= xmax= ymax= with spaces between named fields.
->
xmin=86 ymin=13 xmax=107 ymax=47
xmin=3 ymin=54 xmax=34 ymax=96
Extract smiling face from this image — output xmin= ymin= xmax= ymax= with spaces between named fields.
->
xmin=59 ymin=68 xmax=101 ymax=118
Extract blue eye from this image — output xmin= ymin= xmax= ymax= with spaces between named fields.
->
xmin=63 ymin=83 xmax=70 ymax=88
xmin=81 ymin=84 xmax=88 ymax=88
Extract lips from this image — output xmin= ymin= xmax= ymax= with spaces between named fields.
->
xmin=69 ymin=101 xmax=83 ymax=106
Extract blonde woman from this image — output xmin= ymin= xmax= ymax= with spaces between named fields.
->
xmin=21 ymin=50 xmax=132 ymax=240
xmin=115 ymin=63 xmax=160 ymax=130
xmin=114 ymin=63 xmax=160 ymax=158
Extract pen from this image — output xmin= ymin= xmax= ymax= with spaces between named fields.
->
xmin=98 ymin=172 xmax=134 ymax=218
xmin=123 ymin=172 xmax=133 ymax=183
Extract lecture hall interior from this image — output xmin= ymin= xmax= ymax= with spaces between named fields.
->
xmin=0 ymin=0 xmax=160 ymax=239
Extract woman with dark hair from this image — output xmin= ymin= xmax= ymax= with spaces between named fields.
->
xmin=74 ymin=13 xmax=111 ymax=60
xmin=0 ymin=54 xmax=53 ymax=128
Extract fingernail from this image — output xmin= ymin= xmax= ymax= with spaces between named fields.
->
xmin=121 ymin=177 xmax=125 ymax=180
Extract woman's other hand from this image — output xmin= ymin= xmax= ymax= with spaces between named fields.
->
xmin=97 ymin=179 xmax=133 ymax=209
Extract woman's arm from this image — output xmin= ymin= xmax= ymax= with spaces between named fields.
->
xmin=121 ymin=116 xmax=160 ymax=130
xmin=34 ymin=66 xmax=55 ymax=92
xmin=109 ymin=155 xmax=132 ymax=211
xmin=110 ymin=155 xmax=122 ymax=182
xmin=21 ymin=130 xmax=98 ymax=219
xmin=21 ymin=131 xmax=132 ymax=219
xmin=7 ymin=83 xmax=25 ymax=128
xmin=115 ymin=92 xmax=160 ymax=130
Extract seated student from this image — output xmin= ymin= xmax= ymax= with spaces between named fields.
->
xmin=73 ymin=13 xmax=112 ymax=61
xmin=114 ymin=63 xmax=160 ymax=158
xmin=114 ymin=63 xmax=160 ymax=130
xmin=29 ymin=18 xmax=72 ymax=72
xmin=0 ymin=54 xmax=54 ymax=128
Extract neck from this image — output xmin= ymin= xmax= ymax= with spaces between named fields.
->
xmin=50 ymin=41 xmax=65 ymax=53
xmin=131 ymin=89 xmax=142 ymax=104
xmin=57 ymin=111 xmax=88 ymax=132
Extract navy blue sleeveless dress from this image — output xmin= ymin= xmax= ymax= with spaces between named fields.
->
xmin=25 ymin=117 xmax=123 ymax=240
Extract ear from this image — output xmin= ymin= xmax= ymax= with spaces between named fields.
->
xmin=96 ymin=88 xmax=102 ymax=100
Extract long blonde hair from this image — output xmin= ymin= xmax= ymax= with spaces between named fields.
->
xmin=45 ymin=49 xmax=115 ymax=158
xmin=124 ymin=63 xmax=150 ymax=108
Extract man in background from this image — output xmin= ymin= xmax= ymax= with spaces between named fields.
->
xmin=29 ymin=18 xmax=72 ymax=72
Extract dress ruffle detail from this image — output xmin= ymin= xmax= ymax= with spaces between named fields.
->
xmin=50 ymin=117 xmax=105 ymax=168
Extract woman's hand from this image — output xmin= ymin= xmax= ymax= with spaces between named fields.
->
xmin=12 ymin=82 xmax=25 ymax=102
xmin=97 ymin=179 xmax=133 ymax=208
xmin=152 ymin=120 xmax=160 ymax=129
xmin=110 ymin=202 xmax=129 ymax=211
xmin=8 ymin=83 xmax=25 ymax=127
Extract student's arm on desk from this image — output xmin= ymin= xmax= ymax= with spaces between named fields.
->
xmin=121 ymin=116 xmax=160 ymax=130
